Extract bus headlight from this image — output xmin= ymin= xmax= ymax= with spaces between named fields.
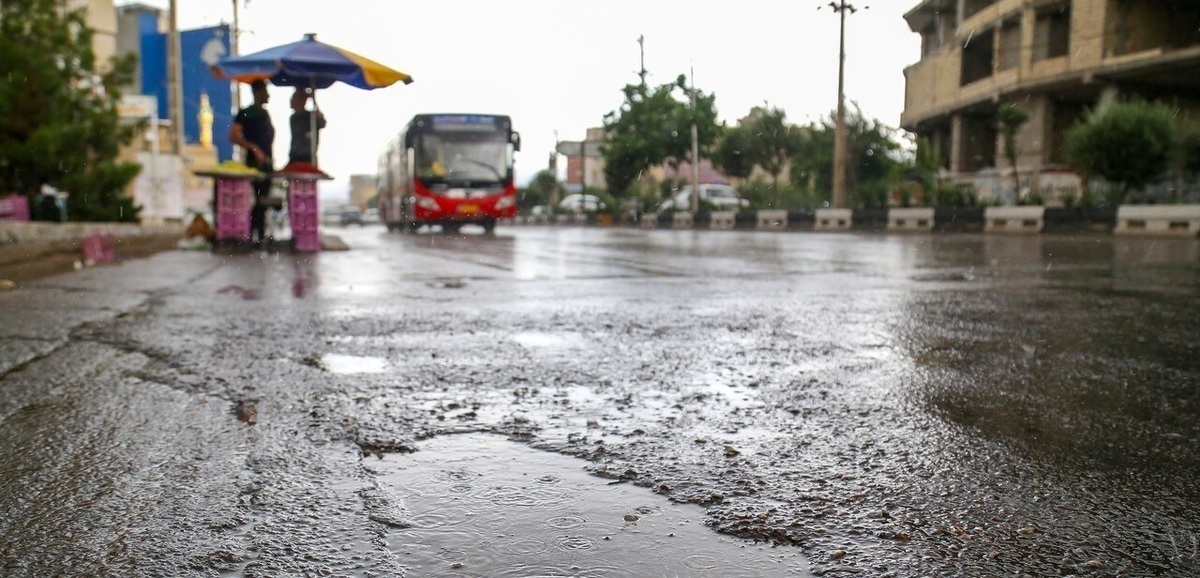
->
xmin=415 ymin=197 xmax=440 ymax=211
xmin=494 ymin=196 xmax=516 ymax=210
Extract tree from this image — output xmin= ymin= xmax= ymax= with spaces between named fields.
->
xmin=712 ymin=124 xmax=754 ymax=183
xmin=519 ymin=169 xmax=559 ymax=209
xmin=0 ymin=0 xmax=142 ymax=221
xmin=601 ymin=75 xmax=721 ymax=198
xmin=1064 ymin=99 xmax=1176 ymax=204
xmin=996 ymin=104 xmax=1030 ymax=197
xmin=790 ymin=104 xmax=904 ymax=208
xmin=747 ymin=107 xmax=803 ymax=193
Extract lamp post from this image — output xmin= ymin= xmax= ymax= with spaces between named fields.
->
xmin=827 ymin=1 xmax=863 ymax=209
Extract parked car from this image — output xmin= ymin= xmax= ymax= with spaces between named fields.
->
xmin=339 ymin=205 xmax=364 ymax=226
xmin=558 ymin=193 xmax=602 ymax=214
xmin=361 ymin=207 xmax=380 ymax=224
xmin=657 ymin=184 xmax=749 ymax=211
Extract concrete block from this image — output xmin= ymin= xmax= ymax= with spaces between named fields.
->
xmin=640 ymin=212 xmax=659 ymax=229
xmin=888 ymin=208 xmax=936 ymax=232
xmin=985 ymin=206 xmax=1044 ymax=234
xmin=1114 ymin=204 xmax=1200 ymax=237
xmin=756 ymin=210 xmax=788 ymax=231
xmin=671 ymin=212 xmax=694 ymax=229
xmin=814 ymin=208 xmax=853 ymax=232
xmin=708 ymin=211 xmax=735 ymax=230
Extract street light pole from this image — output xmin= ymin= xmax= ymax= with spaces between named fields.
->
xmin=690 ymin=65 xmax=700 ymax=214
xmin=828 ymin=1 xmax=860 ymax=209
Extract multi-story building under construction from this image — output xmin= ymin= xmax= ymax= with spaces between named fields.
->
xmin=901 ymin=0 xmax=1200 ymax=203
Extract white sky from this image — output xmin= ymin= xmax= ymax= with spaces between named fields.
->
xmin=130 ymin=0 xmax=920 ymax=199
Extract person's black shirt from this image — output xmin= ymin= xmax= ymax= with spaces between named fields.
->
xmin=234 ymin=106 xmax=274 ymax=167
xmin=289 ymin=111 xmax=326 ymax=164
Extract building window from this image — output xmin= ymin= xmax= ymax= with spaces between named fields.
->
xmin=959 ymin=114 xmax=998 ymax=172
xmin=961 ymin=28 xmax=995 ymax=86
xmin=1034 ymin=3 xmax=1071 ymax=61
xmin=997 ymin=18 xmax=1021 ymax=70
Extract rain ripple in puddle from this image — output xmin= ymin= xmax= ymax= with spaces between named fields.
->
xmin=368 ymin=433 xmax=808 ymax=577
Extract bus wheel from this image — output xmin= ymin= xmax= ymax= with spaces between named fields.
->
xmin=482 ymin=219 xmax=496 ymax=234
xmin=405 ymin=220 xmax=420 ymax=234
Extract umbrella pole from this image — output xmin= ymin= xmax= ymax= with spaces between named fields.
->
xmin=309 ymin=83 xmax=318 ymax=167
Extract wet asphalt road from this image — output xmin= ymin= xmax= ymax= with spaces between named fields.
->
xmin=0 ymin=224 xmax=1197 ymax=577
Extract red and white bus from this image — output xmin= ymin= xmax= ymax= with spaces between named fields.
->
xmin=377 ymin=114 xmax=520 ymax=234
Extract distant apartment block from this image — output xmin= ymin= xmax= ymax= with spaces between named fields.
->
xmin=902 ymin=0 xmax=1200 ymax=203
xmin=349 ymin=174 xmax=377 ymax=208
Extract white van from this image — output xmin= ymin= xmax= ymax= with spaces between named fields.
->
xmin=658 ymin=184 xmax=749 ymax=211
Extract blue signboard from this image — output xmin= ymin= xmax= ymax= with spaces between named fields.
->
xmin=139 ymin=24 xmax=234 ymax=162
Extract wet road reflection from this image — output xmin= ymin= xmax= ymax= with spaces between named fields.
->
xmin=2 ymin=224 xmax=1196 ymax=577
xmin=371 ymin=433 xmax=807 ymax=577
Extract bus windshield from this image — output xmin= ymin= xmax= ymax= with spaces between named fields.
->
xmin=415 ymin=133 xmax=509 ymax=185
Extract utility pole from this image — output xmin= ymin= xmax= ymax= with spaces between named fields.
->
xmin=689 ymin=65 xmax=700 ymax=214
xmin=231 ymin=0 xmax=241 ymax=109
xmin=168 ymin=0 xmax=185 ymax=157
xmin=827 ymin=1 xmax=862 ymax=209
xmin=637 ymin=35 xmax=648 ymax=86
xmin=550 ymin=130 xmax=560 ymax=208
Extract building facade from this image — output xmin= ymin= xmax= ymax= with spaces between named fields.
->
xmin=902 ymin=0 xmax=1200 ymax=203
xmin=349 ymin=174 xmax=377 ymax=208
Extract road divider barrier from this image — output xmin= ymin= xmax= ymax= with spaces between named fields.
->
xmin=505 ymin=205 xmax=1199 ymax=238
xmin=1115 ymin=204 xmax=1200 ymax=237
xmin=756 ymin=210 xmax=788 ymax=231
xmin=985 ymin=206 xmax=1044 ymax=234
xmin=815 ymin=209 xmax=853 ymax=232
xmin=888 ymin=208 xmax=936 ymax=233
xmin=708 ymin=211 xmax=735 ymax=230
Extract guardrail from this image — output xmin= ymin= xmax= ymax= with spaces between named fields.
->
xmin=504 ymin=204 xmax=1200 ymax=238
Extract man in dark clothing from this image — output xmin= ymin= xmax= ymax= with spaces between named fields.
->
xmin=288 ymin=87 xmax=326 ymax=165
xmin=229 ymin=80 xmax=275 ymax=243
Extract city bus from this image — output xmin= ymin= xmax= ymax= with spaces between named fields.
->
xmin=377 ymin=114 xmax=520 ymax=234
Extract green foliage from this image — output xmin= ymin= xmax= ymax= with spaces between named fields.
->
xmin=519 ymin=169 xmax=558 ymax=209
xmin=1177 ymin=125 xmax=1200 ymax=180
xmin=711 ymin=125 xmax=755 ymax=181
xmin=790 ymin=103 xmax=904 ymax=209
xmin=927 ymin=182 xmax=980 ymax=207
xmin=0 ymin=0 xmax=142 ymax=221
xmin=601 ymin=75 xmax=721 ymax=199
xmin=1064 ymin=99 xmax=1176 ymax=203
xmin=996 ymin=104 xmax=1030 ymax=194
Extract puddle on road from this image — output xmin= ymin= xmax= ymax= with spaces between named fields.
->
xmin=320 ymin=353 xmax=389 ymax=374
xmin=367 ymin=433 xmax=808 ymax=577
xmin=511 ymin=331 xmax=590 ymax=351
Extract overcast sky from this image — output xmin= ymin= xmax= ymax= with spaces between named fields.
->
xmin=130 ymin=0 xmax=920 ymax=199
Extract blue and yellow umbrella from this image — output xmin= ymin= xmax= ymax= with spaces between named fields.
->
xmin=213 ymin=33 xmax=411 ymax=168
xmin=214 ymin=33 xmax=412 ymax=90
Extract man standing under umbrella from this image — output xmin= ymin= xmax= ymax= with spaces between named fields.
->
xmin=288 ymin=88 xmax=326 ymax=166
xmin=229 ymin=80 xmax=275 ymax=244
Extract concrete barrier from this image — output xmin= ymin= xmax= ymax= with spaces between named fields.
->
xmin=787 ymin=209 xmax=816 ymax=231
xmin=756 ymin=210 xmax=788 ymax=231
xmin=888 ymin=207 xmax=935 ymax=232
xmin=985 ymin=206 xmax=1044 ymax=234
xmin=814 ymin=208 xmax=853 ymax=232
xmin=707 ymin=211 xmax=735 ymax=230
xmin=853 ymin=208 xmax=889 ymax=232
xmin=1114 ymin=204 xmax=1200 ymax=237
xmin=934 ymin=207 xmax=985 ymax=233
xmin=671 ymin=212 xmax=694 ymax=229
xmin=640 ymin=212 xmax=659 ymax=229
